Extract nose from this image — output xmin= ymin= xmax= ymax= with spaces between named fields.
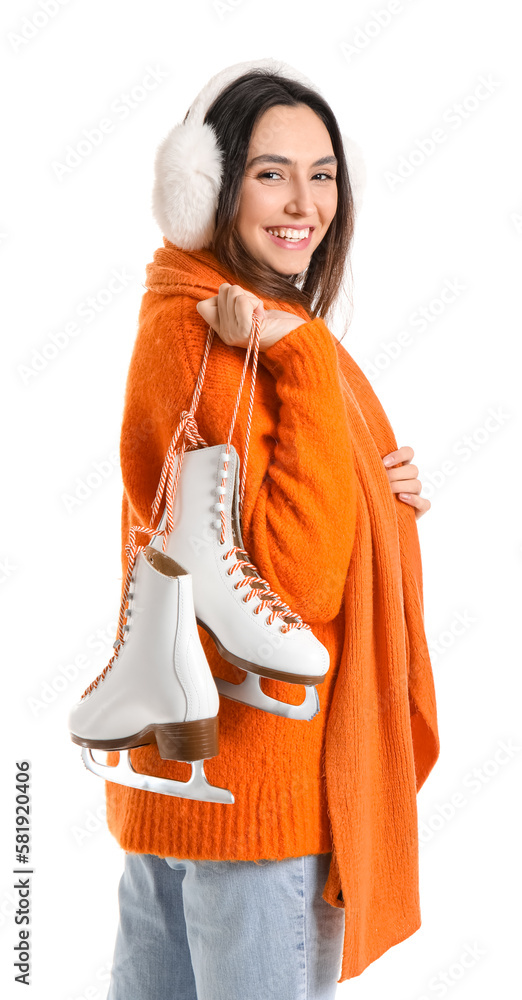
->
xmin=283 ymin=177 xmax=316 ymax=218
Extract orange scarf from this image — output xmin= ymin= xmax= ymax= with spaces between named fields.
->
xmin=105 ymin=238 xmax=440 ymax=982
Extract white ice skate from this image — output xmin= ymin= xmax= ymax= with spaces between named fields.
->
xmin=148 ymin=312 xmax=329 ymax=721
xmin=68 ymin=545 xmax=234 ymax=804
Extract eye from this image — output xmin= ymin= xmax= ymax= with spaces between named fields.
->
xmin=257 ymin=171 xmax=335 ymax=182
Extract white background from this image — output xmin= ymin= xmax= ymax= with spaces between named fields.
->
xmin=1 ymin=0 xmax=521 ymax=997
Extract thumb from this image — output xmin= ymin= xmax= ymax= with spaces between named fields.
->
xmin=196 ymin=298 xmax=214 ymax=320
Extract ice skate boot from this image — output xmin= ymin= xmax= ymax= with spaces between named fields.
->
xmin=68 ymin=545 xmax=234 ymax=804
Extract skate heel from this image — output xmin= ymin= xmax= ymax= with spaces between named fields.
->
xmin=154 ymin=716 xmax=219 ymax=761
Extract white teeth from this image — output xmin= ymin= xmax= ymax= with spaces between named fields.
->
xmin=266 ymin=227 xmax=310 ymax=241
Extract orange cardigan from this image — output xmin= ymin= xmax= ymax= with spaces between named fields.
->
xmin=104 ymin=240 xmax=440 ymax=983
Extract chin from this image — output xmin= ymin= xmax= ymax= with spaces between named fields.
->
xmin=263 ymin=252 xmax=311 ymax=277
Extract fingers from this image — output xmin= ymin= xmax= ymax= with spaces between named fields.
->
xmin=389 ymin=476 xmax=422 ymax=494
xmin=382 ymin=445 xmax=414 ymax=467
xmin=234 ymin=293 xmax=255 ymax=335
xmin=219 ymin=283 xmax=262 ymax=314
xmin=218 ymin=283 xmax=241 ymax=344
xmin=397 ymin=494 xmax=432 ymax=519
xmin=383 ymin=445 xmax=425 ymax=509
xmin=217 ymin=283 xmax=261 ymax=346
xmin=198 ymin=284 xmax=264 ymax=347
xmin=219 ymin=283 xmax=236 ymax=336
xmin=384 ymin=448 xmax=431 ymax=518
xmin=386 ymin=463 xmax=418 ymax=482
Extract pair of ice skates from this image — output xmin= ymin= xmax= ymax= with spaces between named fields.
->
xmin=68 ymin=314 xmax=329 ymax=804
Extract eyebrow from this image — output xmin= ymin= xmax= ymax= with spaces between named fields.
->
xmin=245 ymin=154 xmax=338 ymax=169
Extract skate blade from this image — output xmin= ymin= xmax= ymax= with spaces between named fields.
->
xmin=80 ymin=748 xmax=234 ymax=804
xmin=214 ymin=671 xmax=320 ymax=720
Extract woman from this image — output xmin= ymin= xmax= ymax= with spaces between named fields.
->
xmin=101 ymin=59 xmax=439 ymax=999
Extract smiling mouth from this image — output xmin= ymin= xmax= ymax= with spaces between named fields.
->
xmin=264 ymin=226 xmax=314 ymax=241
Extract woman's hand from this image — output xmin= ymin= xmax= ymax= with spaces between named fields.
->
xmin=382 ymin=445 xmax=431 ymax=520
xmin=195 ymin=282 xmax=304 ymax=351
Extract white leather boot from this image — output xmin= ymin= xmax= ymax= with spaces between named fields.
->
xmin=150 ymin=444 xmax=329 ymax=720
xmin=68 ymin=546 xmax=234 ymax=803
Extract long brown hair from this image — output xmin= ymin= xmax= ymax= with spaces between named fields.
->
xmin=198 ymin=70 xmax=354 ymax=328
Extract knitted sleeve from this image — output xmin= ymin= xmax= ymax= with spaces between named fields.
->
xmin=119 ymin=291 xmax=357 ymax=624
xmin=251 ymin=317 xmax=358 ymax=623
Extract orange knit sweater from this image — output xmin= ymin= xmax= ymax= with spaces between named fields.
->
xmin=104 ymin=239 xmax=440 ymax=983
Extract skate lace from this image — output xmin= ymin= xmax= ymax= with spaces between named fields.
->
xmin=221 ymin=544 xmax=310 ymax=633
xmin=80 ymin=310 xmax=308 ymax=699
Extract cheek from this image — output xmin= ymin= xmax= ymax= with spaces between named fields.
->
xmin=322 ymin=186 xmax=338 ymax=221
xmin=237 ymin=182 xmax=278 ymax=231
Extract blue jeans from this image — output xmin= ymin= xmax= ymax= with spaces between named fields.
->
xmin=106 ymin=851 xmax=345 ymax=999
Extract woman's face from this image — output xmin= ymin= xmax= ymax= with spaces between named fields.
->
xmin=236 ymin=103 xmax=338 ymax=276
